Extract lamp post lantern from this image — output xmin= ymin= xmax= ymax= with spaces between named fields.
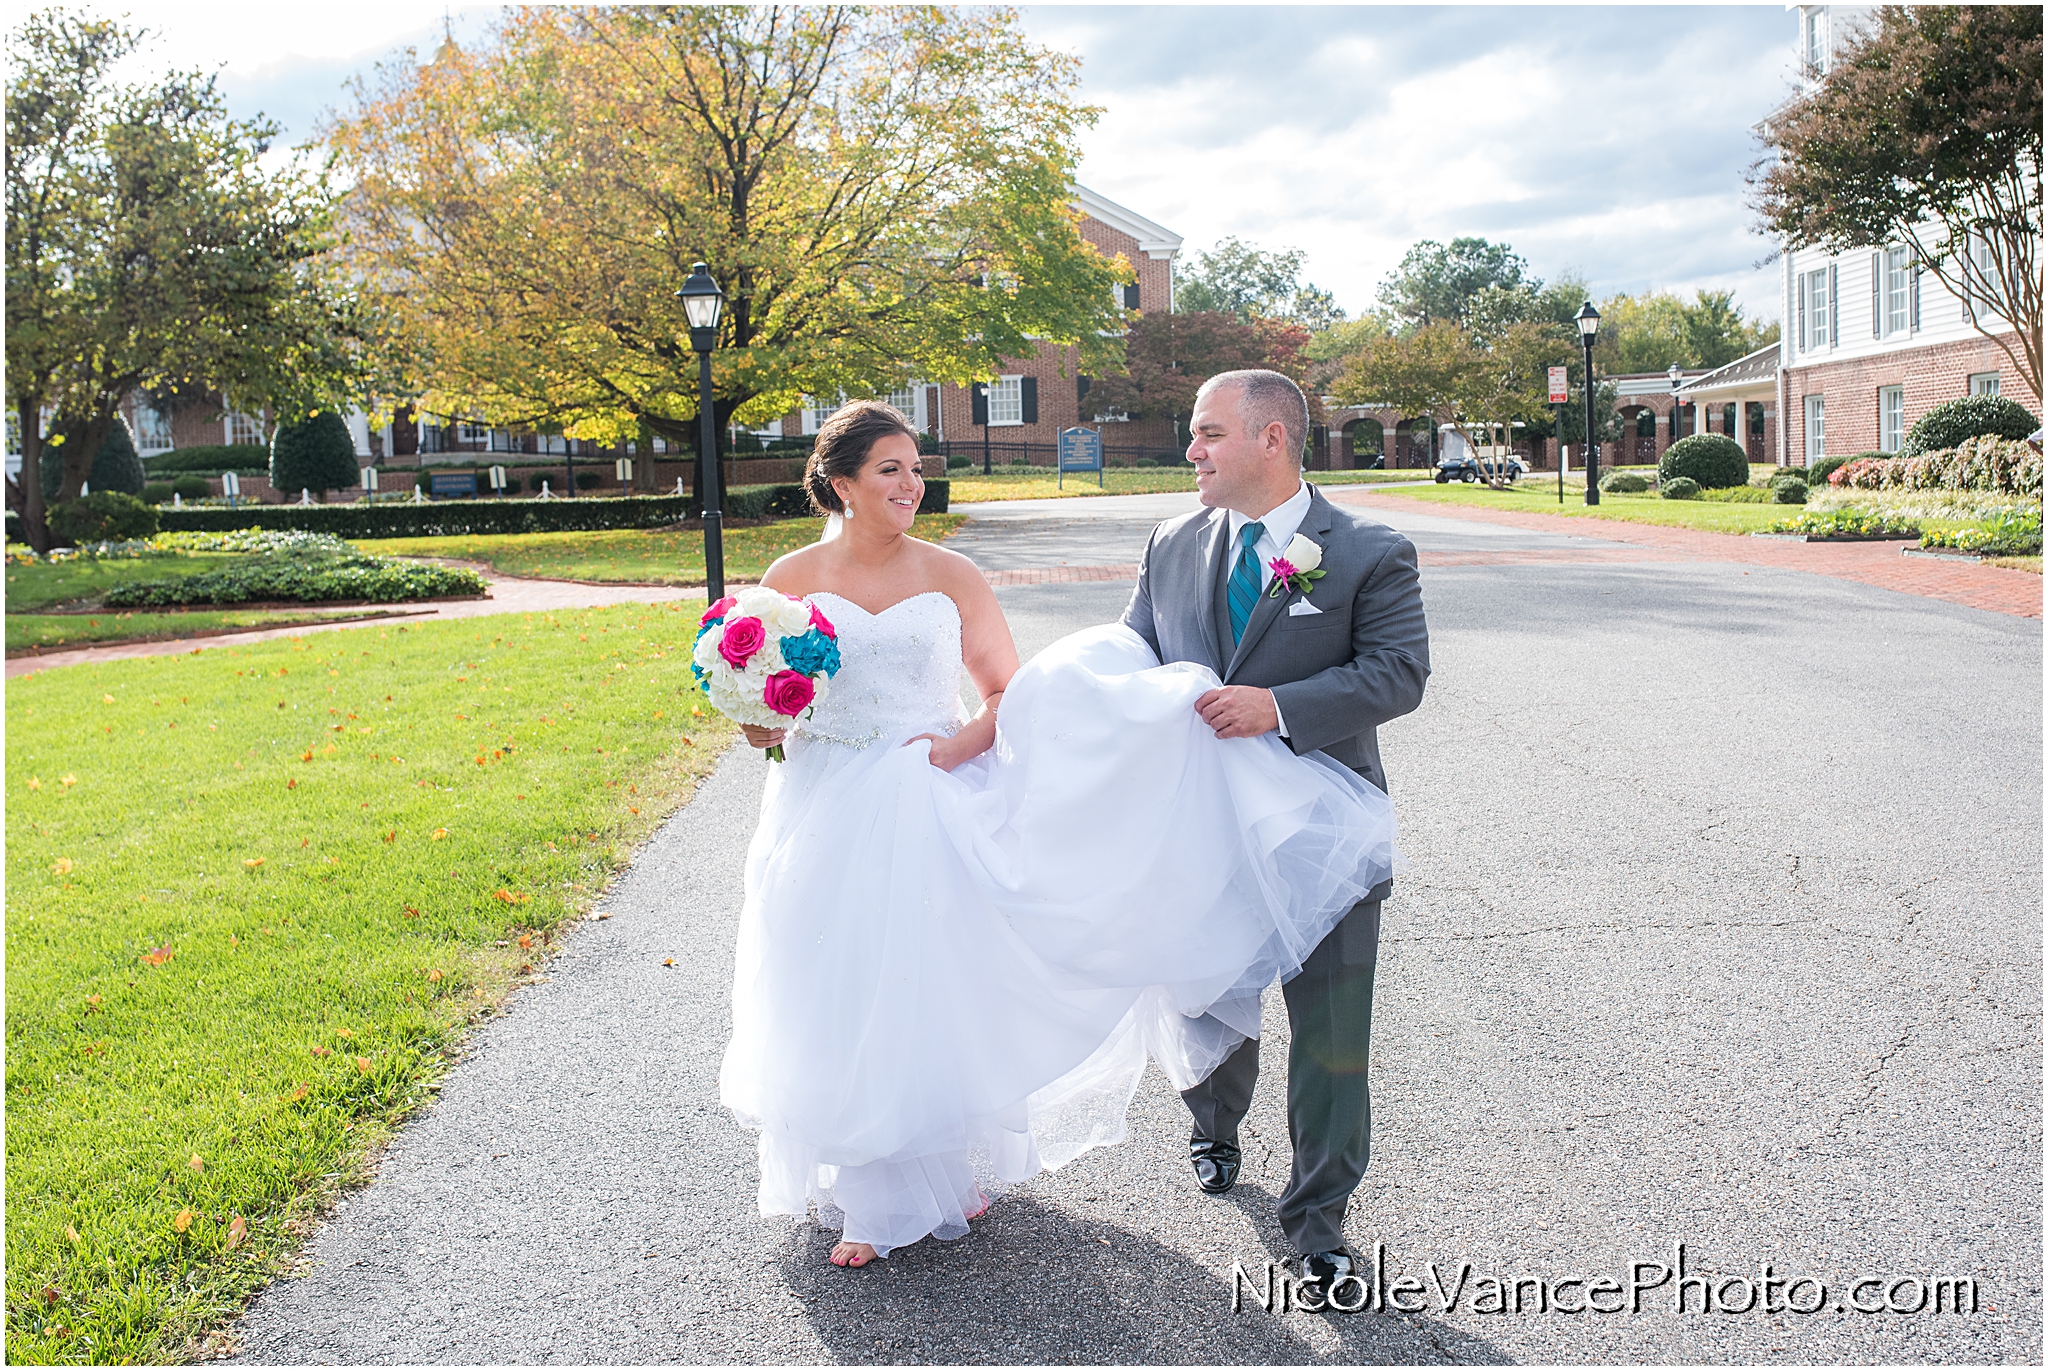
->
xmin=1576 ymin=302 xmax=1601 ymax=506
xmin=676 ymin=262 xmax=728 ymax=601
xmin=1668 ymin=362 xmax=1686 ymax=447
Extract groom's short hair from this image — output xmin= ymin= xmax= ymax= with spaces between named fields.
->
xmin=1198 ymin=369 xmax=1310 ymax=466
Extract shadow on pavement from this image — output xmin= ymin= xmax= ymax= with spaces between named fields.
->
xmin=772 ymin=1194 xmax=1510 ymax=1365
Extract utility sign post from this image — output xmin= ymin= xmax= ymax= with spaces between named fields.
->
xmin=1548 ymin=367 xmax=1571 ymax=506
xmin=1548 ymin=366 xmax=1569 ymax=404
xmin=1057 ymin=426 xmax=1103 ymax=489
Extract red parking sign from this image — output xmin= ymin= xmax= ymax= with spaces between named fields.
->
xmin=1548 ymin=366 xmax=1569 ymax=404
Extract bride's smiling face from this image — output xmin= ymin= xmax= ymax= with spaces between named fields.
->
xmin=833 ymin=434 xmax=925 ymax=533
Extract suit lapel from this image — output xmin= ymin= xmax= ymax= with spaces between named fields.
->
xmin=1193 ymin=509 xmax=1230 ymax=675
xmin=1224 ymin=487 xmax=1336 ymax=683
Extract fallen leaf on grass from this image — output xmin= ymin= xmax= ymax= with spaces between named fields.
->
xmin=300 ymin=750 xmax=313 ymax=762
xmin=355 ymin=1056 xmax=371 ymax=1074
xmin=140 ymin=946 xmax=174 ymax=967
xmin=60 ymin=774 xmax=76 ymax=786
xmin=492 ymin=889 xmax=530 ymax=904
xmin=287 ymin=779 xmax=297 ymax=790
xmin=383 ymin=831 xmax=396 ymax=843
xmin=431 ymin=828 xmax=448 ymax=840
xmin=173 ymin=1210 xmax=193 ymax=1234
xmin=286 ymin=1083 xmax=309 ymax=1102
xmin=335 ymin=1027 xmax=352 ymax=1038
xmin=188 ymin=1154 xmax=204 ymax=1173
xmin=628 ymin=806 xmax=641 ymax=814
xmin=102 ymin=694 xmax=114 ymax=704
xmin=85 ymin=994 xmax=103 ymax=1011
xmin=26 ymin=777 xmax=40 ymax=790
xmin=311 ymin=1046 xmax=331 ymax=1057
xmin=244 ymin=858 xmax=265 ymax=869
xmin=65 ymin=1225 xmax=80 ymax=1244
xmin=229 ymin=935 xmax=239 ymax=947
xmin=50 ymin=857 xmax=73 ymax=875
xmin=517 ymin=933 xmax=533 ymax=949
xmin=425 ymin=968 xmax=443 ymax=982
xmin=225 ymin=1216 xmax=247 ymax=1249
xmin=404 ymin=906 xmax=421 ymax=919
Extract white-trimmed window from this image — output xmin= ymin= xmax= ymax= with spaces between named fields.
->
xmin=1884 ymin=248 xmax=1910 ymax=336
xmin=131 ymin=407 xmax=173 ymax=453
xmin=1805 ymin=395 xmax=1826 ymax=461
xmin=456 ymin=421 xmax=490 ymax=446
xmin=801 ymin=394 xmax=842 ymax=435
xmin=1804 ymin=8 xmax=1828 ymax=75
xmin=1878 ymin=386 xmax=1904 ymax=453
xmin=1969 ymin=372 xmax=2002 ymax=398
xmin=882 ymin=386 xmax=916 ymax=421
xmin=987 ymin=376 xmax=1023 ymax=426
xmin=226 ymin=410 xmax=266 ymax=447
xmin=1805 ymin=269 xmax=1830 ymax=349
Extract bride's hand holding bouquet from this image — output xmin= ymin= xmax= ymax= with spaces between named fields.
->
xmin=692 ymin=587 xmax=842 ymax=761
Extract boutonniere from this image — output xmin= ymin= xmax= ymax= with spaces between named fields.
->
xmin=1267 ymin=533 xmax=1326 ymax=598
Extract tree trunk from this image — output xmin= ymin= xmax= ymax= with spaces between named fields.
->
xmin=9 ymin=400 xmax=54 ymax=554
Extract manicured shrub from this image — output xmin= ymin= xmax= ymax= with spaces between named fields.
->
xmin=1773 ymin=479 xmax=1809 ymax=505
xmin=575 ymin=471 xmax=603 ymax=490
xmin=1598 ymin=471 xmax=1649 ymax=493
xmin=103 ymin=553 xmax=485 ymax=607
xmin=945 ymin=454 xmax=972 ymax=471
xmin=525 ymin=473 xmax=554 ymax=493
xmin=1697 ymin=484 xmax=1775 ymax=503
xmin=1658 ymin=434 xmax=1749 ymax=489
xmin=1808 ymin=454 xmax=1852 ymax=487
xmin=1901 ymin=394 xmax=2039 ymax=457
xmin=39 ymin=418 xmax=148 ymax=501
xmin=1774 ymin=466 xmax=1809 ymax=483
xmin=49 ymin=491 xmax=160 ymax=544
xmin=270 ymin=410 xmax=361 ymax=495
xmin=1829 ymin=436 xmax=2041 ymax=498
xmin=1660 ymin=476 xmax=1701 ymax=500
xmin=141 ymin=482 xmax=174 ymax=505
xmin=141 ymin=444 xmax=270 ymax=476
xmin=171 ymin=475 xmax=212 ymax=500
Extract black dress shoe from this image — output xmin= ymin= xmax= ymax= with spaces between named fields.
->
xmin=1299 ymin=1246 xmax=1358 ymax=1297
xmin=1189 ymin=1137 xmax=1241 ymax=1195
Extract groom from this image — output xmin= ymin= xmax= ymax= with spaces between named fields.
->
xmin=1121 ymin=369 xmax=1430 ymax=1293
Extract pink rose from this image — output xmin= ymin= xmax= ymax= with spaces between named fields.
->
xmin=763 ymin=670 xmax=816 ymax=717
xmin=701 ymin=596 xmax=737 ymax=625
xmin=1269 ymin=557 xmax=1299 ymax=581
xmin=718 ymin=616 xmax=766 ymax=668
xmin=808 ymin=602 xmax=836 ymax=638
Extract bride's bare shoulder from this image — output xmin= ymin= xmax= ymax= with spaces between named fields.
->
xmin=760 ymin=541 xmax=831 ymax=594
xmin=910 ymin=535 xmax=992 ymax=598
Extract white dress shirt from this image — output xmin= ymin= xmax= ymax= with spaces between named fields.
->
xmin=1224 ymin=480 xmax=1313 ymax=737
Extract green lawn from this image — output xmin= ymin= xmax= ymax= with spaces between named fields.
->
xmin=944 ymin=467 xmax=1436 ymax=503
xmin=1368 ymin=480 xmax=1809 ymax=534
xmin=356 ymin=512 xmax=966 ymax=584
xmin=6 ymin=604 xmax=737 ymax=1363
xmin=6 ymin=555 xmax=242 ymax=614
xmin=8 ymin=610 xmax=416 ymax=656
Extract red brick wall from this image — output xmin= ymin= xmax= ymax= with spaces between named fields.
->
xmin=1078 ymin=217 xmax=1171 ymax=314
xmin=1783 ymin=331 xmax=2036 ymax=463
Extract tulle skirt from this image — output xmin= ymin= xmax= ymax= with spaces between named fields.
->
xmin=718 ymin=624 xmax=1400 ymax=1256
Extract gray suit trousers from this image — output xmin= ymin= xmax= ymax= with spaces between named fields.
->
xmin=1180 ymin=897 xmax=1381 ymax=1257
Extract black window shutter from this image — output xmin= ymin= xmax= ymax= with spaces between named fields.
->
xmin=970 ymin=384 xmax=988 ymax=426
xmin=1871 ymin=252 xmax=1882 ymax=338
xmin=1020 ymin=377 xmax=1038 ymax=424
xmin=1123 ymin=283 xmax=1140 ymax=310
xmin=1077 ymin=375 xmax=1092 ymax=404
xmin=1828 ymin=262 xmax=1838 ymax=347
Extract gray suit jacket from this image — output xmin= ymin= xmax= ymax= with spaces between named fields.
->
xmin=1121 ymin=484 xmax=1431 ymax=815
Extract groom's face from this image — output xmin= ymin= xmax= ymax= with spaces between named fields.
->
xmin=1187 ymin=385 xmax=1285 ymax=513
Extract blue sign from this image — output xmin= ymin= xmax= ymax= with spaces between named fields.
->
xmin=1057 ymin=426 xmax=1103 ymax=489
xmin=429 ymin=471 xmax=478 ymax=499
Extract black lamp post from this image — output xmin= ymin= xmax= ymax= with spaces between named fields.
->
xmin=976 ymin=382 xmax=993 ymax=476
xmin=676 ymin=262 xmax=727 ymax=601
xmin=1576 ymin=302 xmax=1601 ymax=505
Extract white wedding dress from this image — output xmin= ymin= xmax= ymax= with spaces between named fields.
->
xmin=718 ymin=590 xmax=1401 ymax=1256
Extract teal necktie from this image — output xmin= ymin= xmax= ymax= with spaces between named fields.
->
xmin=1227 ymin=520 xmax=1265 ymax=644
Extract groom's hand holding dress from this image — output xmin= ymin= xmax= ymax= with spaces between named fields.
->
xmin=1120 ymin=370 xmax=1430 ymax=1287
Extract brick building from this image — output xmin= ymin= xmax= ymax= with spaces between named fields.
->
xmin=1769 ymin=5 xmax=2039 ymax=465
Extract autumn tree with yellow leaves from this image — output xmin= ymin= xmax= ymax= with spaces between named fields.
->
xmin=330 ymin=6 xmax=1133 ymax=455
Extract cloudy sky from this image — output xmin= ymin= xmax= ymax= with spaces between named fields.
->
xmin=103 ymin=3 xmax=1799 ymax=323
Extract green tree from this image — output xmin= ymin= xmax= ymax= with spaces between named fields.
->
xmin=1593 ymin=290 xmax=1779 ymax=373
xmin=331 ymin=6 xmax=1128 ymax=454
xmin=270 ymin=410 xmax=360 ymax=497
xmin=1750 ymin=4 xmax=2041 ymax=398
xmin=1173 ymin=236 xmax=1346 ymax=331
xmin=40 ymin=413 xmax=143 ymax=501
xmin=1377 ymin=237 xmax=1532 ymax=331
xmin=5 ymin=11 xmax=385 ymax=552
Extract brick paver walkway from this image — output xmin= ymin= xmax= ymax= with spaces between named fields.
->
xmin=1329 ymin=491 xmax=2043 ymax=620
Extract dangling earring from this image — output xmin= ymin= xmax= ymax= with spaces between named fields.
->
xmin=843 ymin=502 xmax=853 ymax=520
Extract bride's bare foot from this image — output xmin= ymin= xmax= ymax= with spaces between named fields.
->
xmin=964 ymin=1192 xmax=991 ymax=1222
xmin=829 ymin=1241 xmax=879 ymax=1268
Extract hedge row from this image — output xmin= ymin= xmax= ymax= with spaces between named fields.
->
xmin=18 ymin=481 xmax=949 ymax=541
xmin=1828 ymin=437 xmax=2041 ymax=499
xmin=104 ymin=555 xmax=487 ymax=607
xmin=141 ymin=445 xmax=271 ymax=476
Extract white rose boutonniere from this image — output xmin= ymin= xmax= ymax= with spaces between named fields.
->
xmin=1266 ymin=533 xmax=1326 ymax=598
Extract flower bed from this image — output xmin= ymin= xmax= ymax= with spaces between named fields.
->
xmin=102 ymin=554 xmax=485 ymax=607
xmin=1761 ymin=508 xmax=1922 ymax=540
xmin=1918 ymin=508 xmax=2043 ymax=557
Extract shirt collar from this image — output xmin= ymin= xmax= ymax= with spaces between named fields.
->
xmin=1227 ymin=480 xmax=1312 ymax=547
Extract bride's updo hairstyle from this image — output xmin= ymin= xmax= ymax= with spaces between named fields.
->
xmin=804 ymin=400 xmax=921 ymax=516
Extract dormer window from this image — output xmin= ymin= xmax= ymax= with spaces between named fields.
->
xmin=1804 ymin=9 xmax=1828 ymax=76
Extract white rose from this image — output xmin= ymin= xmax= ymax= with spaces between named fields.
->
xmin=766 ymin=596 xmax=811 ymax=637
xmin=1282 ymin=533 xmax=1322 ymax=573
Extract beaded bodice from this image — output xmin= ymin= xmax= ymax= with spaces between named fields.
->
xmin=797 ymin=591 xmax=964 ymax=749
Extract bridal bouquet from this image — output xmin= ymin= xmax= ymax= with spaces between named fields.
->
xmin=692 ymin=588 xmax=841 ymax=761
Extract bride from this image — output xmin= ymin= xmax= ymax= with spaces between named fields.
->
xmin=719 ymin=401 xmax=1399 ymax=1268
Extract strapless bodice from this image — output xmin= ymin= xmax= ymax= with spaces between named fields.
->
xmin=796 ymin=591 xmax=964 ymax=749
